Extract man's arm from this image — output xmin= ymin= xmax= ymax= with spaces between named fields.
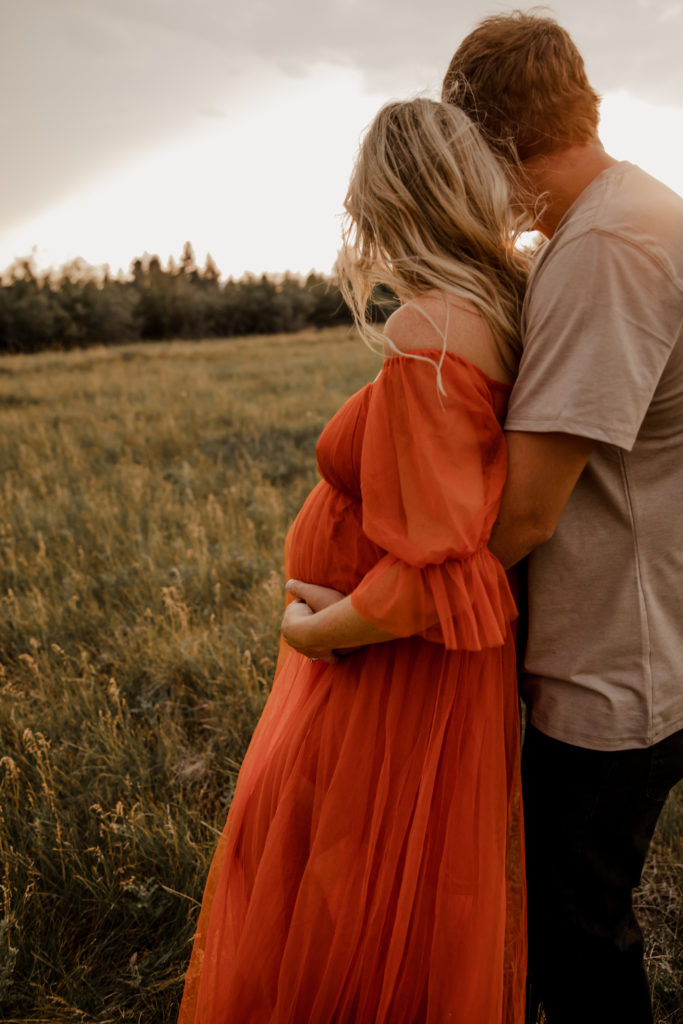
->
xmin=488 ymin=430 xmax=595 ymax=569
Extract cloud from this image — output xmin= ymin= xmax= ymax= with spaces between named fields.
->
xmin=2 ymin=0 xmax=682 ymax=236
xmin=86 ymin=0 xmax=683 ymax=99
xmin=0 ymin=0 xmax=259 ymax=232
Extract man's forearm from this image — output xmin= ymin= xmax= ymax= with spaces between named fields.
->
xmin=488 ymin=430 xmax=596 ymax=569
xmin=488 ymin=515 xmax=554 ymax=570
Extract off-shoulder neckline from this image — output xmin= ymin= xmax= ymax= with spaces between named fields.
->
xmin=383 ymin=348 xmax=513 ymax=391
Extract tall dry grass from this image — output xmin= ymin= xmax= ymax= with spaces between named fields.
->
xmin=0 ymin=329 xmax=379 ymax=1021
xmin=0 ymin=329 xmax=680 ymax=1022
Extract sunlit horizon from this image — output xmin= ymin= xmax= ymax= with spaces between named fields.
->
xmin=2 ymin=72 xmax=683 ymax=284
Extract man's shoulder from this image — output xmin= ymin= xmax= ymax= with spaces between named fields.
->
xmin=528 ymin=164 xmax=683 ymax=300
xmin=551 ymin=163 xmax=683 ymax=274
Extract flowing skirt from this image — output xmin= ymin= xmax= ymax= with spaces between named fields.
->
xmin=178 ymin=634 xmax=526 ymax=1024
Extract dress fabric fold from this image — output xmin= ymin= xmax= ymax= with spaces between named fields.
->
xmin=178 ymin=352 xmax=526 ymax=1024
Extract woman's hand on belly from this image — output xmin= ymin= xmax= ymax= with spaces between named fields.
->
xmin=281 ymin=599 xmax=340 ymax=664
xmin=281 ymin=582 xmax=397 ymax=662
xmin=285 ymin=579 xmax=347 ymax=612
xmin=282 ymin=581 xmax=355 ymax=663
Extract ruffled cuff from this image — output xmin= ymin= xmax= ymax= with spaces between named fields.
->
xmin=349 ymin=545 xmax=517 ymax=651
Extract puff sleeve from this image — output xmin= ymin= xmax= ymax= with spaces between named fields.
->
xmin=349 ymin=355 xmax=517 ymax=649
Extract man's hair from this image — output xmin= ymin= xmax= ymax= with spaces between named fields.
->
xmin=442 ymin=10 xmax=601 ymax=162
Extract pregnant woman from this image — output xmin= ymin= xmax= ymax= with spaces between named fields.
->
xmin=178 ymin=98 xmax=528 ymax=1024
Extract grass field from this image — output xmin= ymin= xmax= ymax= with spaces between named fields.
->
xmin=0 ymin=328 xmax=680 ymax=1023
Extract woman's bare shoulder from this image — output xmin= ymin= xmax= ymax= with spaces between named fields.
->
xmin=384 ymin=302 xmax=436 ymax=354
xmin=383 ymin=293 xmax=512 ymax=384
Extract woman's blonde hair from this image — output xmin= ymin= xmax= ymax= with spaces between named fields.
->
xmin=338 ymin=98 xmax=528 ymax=375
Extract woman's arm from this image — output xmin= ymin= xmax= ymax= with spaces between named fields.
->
xmin=281 ymin=582 xmax=396 ymax=663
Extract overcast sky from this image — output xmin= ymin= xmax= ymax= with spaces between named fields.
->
xmin=2 ymin=0 xmax=683 ymax=278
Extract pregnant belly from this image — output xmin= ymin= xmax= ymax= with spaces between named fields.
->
xmin=285 ymin=480 xmax=383 ymax=594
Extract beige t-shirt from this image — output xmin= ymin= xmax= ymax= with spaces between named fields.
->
xmin=506 ymin=161 xmax=683 ymax=751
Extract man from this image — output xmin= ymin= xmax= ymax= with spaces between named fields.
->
xmin=441 ymin=12 xmax=683 ymax=1023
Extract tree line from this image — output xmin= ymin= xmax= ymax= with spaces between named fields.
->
xmin=0 ymin=243 xmax=397 ymax=355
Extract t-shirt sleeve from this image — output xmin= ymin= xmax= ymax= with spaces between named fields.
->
xmin=506 ymin=230 xmax=683 ymax=450
xmin=349 ymin=356 xmax=517 ymax=650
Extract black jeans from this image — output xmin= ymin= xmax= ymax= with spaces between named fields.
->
xmin=522 ymin=721 xmax=683 ymax=1024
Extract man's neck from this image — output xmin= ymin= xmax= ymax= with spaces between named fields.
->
xmin=522 ymin=140 xmax=618 ymax=238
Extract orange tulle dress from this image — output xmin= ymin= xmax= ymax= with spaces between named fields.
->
xmin=178 ymin=351 xmax=526 ymax=1024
